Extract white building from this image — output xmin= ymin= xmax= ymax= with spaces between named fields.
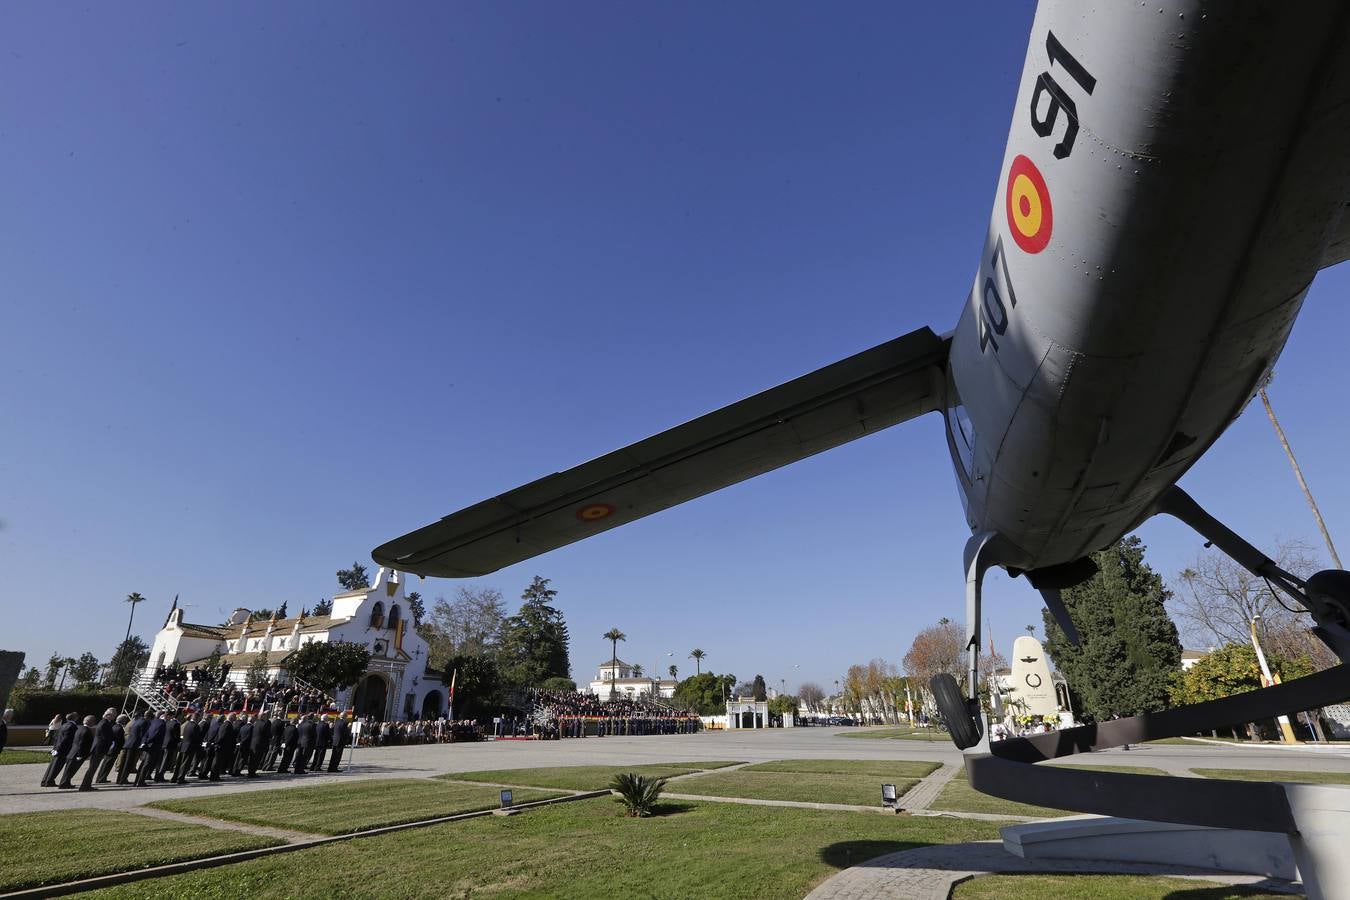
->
xmin=144 ymin=567 xmax=445 ymax=721
xmin=586 ymin=657 xmax=676 ymax=699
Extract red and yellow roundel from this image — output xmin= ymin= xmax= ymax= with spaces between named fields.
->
xmin=576 ymin=503 xmax=616 ymax=522
xmin=1005 ymin=154 xmax=1052 ymax=254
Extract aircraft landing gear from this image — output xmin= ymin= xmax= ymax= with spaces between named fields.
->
xmin=930 ymin=531 xmax=1012 ymax=750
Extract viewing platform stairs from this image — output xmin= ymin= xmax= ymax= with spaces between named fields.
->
xmin=123 ymin=672 xmax=181 ymax=716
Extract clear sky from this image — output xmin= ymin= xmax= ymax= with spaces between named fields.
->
xmin=6 ymin=2 xmax=1350 ymax=693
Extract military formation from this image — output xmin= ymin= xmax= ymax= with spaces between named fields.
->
xmin=38 ymin=707 xmax=352 ymax=792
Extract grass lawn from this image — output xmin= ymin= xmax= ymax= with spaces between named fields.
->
xmin=673 ymin=759 xmax=938 ymax=806
xmin=0 ymin=748 xmax=52 ymax=765
xmin=86 ymin=796 xmax=1009 ymax=899
xmin=0 ymin=809 xmax=281 ymax=892
xmin=838 ymin=728 xmax=951 ymax=742
xmin=151 ymin=778 xmax=562 ymax=835
xmin=1192 ymin=768 xmax=1350 ymax=785
xmin=931 ymin=766 xmax=1169 ymax=818
xmin=444 ymin=760 xmax=742 ymax=791
xmin=953 ymin=873 xmax=1291 ymax=899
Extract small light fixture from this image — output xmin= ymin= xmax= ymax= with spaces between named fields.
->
xmin=882 ymin=783 xmax=897 ymax=810
xmin=500 ymin=789 xmax=514 ymax=809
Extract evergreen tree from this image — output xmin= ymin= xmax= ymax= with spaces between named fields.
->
xmin=71 ymin=652 xmax=101 ymax=687
xmin=498 ymin=576 xmax=571 ymax=689
xmin=1042 ymin=537 xmax=1182 ymax=721
xmin=441 ymin=652 xmax=501 ymax=719
xmin=107 ymin=637 xmax=150 ymax=686
xmin=336 ymin=562 xmax=370 ymax=591
xmin=313 ymin=598 xmax=333 ymax=617
xmin=406 ymin=591 xmax=426 ymax=628
xmin=751 ymin=674 xmax=767 ymax=701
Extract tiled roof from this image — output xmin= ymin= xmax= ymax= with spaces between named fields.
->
xmin=178 ymin=624 xmax=227 ymax=639
xmin=179 ymin=649 xmax=294 ymax=669
xmin=597 ymin=657 xmax=631 ymax=668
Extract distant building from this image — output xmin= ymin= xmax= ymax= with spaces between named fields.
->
xmin=144 ymin=567 xmax=444 ymax=720
xmin=586 ymin=657 xmax=676 ymax=699
xmin=1181 ymin=649 xmax=1210 ymax=671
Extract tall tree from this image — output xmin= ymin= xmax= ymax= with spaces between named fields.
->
xmin=798 ymin=681 xmax=826 ymax=712
xmin=603 ymin=628 xmax=627 ymax=700
xmin=251 ymin=608 xmax=275 ymax=620
xmin=421 ymin=587 xmax=508 ymax=666
xmin=336 ymin=562 xmax=371 ymax=592
xmin=441 ymin=653 xmax=501 ymax=719
xmin=497 ymin=577 xmax=571 ymax=689
xmin=1259 ymin=381 xmax=1342 ymax=568
xmin=751 ymin=674 xmax=767 ymax=701
xmin=673 ymin=672 xmax=736 ymax=715
xmin=71 ymin=652 xmax=101 ymax=687
xmin=1042 ymin=537 xmax=1183 ymax=720
xmin=1173 ymin=538 xmax=1334 ymax=670
xmin=286 ymin=641 xmax=371 ymax=693
xmin=107 ymin=637 xmax=150 ymax=687
xmin=406 ymin=591 xmax=426 ymax=628
xmin=902 ymin=619 xmax=965 ymax=689
xmin=246 ymin=650 xmax=270 ymax=688
xmin=313 ymin=598 xmax=333 ymax=616
xmin=43 ymin=653 xmax=63 ymax=689
xmin=668 ymin=664 xmax=678 ymax=680
xmin=123 ymin=592 xmax=146 ymax=645
xmin=689 ymin=648 xmax=706 ymax=675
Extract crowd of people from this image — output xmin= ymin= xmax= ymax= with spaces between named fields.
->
xmin=36 ymin=706 xmax=353 ymax=792
xmin=352 ymin=717 xmax=483 ymax=746
xmin=151 ymin=666 xmax=334 ymax=717
xmin=527 ymin=689 xmax=701 ymax=739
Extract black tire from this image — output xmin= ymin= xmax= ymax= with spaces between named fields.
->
xmin=930 ymin=674 xmax=982 ymax=750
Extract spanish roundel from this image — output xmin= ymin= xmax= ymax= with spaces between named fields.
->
xmin=576 ymin=503 xmax=616 ymax=522
xmin=1006 ymin=154 xmax=1052 ymax=254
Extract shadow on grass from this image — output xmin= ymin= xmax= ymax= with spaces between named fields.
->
xmin=818 ymin=840 xmax=923 ymax=870
xmin=648 ymin=802 xmax=698 ymax=817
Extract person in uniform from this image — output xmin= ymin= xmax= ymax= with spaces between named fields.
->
xmin=312 ymin=715 xmax=332 ymax=771
xmin=327 ymin=714 xmax=350 ymax=773
xmin=55 ymin=715 xmax=97 ymax=789
xmin=200 ymin=714 xmax=223 ymax=781
xmin=212 ymin=713 xmax=238 ymax=780
xmin=76 ymin=708 xmax=118 ymax=792
xmin=156 ymin=712 xmax=182 ymax=782
xmin=134 ymin=711 xmax=168 ymax=787
xmin=94 ymin=714 xmax=128 ymax=784
xmin=41 ymin=713 xmax=78 ymax=787
xmin=247 ymin=711 xmax=271 ymax=777
xmin=0 ymin=708 xmax=11 ymax=755
xmin=278 ymin=717 xmax=299 ymax=774
xmin=231 ymin=715 xmax=253 ymax=776
xmin=294 ymin=714 xmax=316 ymax=775
xmin=264 ymin=713 xmax=285 ymax=770
xmin=115 ymin=711 xmax=146 ymax=785
xmin=173 ymin=712 xmax=201 ymax=783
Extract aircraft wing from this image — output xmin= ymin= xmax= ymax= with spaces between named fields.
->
xmin=374 ymin=326 xmax=950 ymax=577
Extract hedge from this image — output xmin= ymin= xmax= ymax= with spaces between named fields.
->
xmin=9 ymin=689 xmax=128 ymax=726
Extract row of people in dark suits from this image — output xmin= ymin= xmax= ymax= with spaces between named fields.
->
xmin=39 ymin=708 xmax=353 ymax=791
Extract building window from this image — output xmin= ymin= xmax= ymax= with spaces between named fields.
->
xmin=388 ymin=604 xmax=401 ymax=630
xmin=370 ymin=601 xmax=385 ymax=630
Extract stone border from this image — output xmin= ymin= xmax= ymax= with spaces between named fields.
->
xmin=0 ymin=790 xmax=609 ymax=898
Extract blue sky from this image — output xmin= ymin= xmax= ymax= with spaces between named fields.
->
xmin=6 ymin=2 xmax=1349 ymax=692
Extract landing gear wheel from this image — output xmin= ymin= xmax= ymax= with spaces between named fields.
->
xmin=1307 ymin=569 xmax=1350 ymax=623
xmin=930 ymin=673 xmax=982 ymax=750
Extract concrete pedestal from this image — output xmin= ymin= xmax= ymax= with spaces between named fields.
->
xmin=1002 ymin=815 xmax=1297 ymax=881
xmin=1285 ymin=783 xmax=1350 ymax=900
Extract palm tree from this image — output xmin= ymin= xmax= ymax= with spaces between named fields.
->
xmin=1259 ymin=382 xmax=1343 ymax=568
xmin=668 ymin=664 xmax=678 ymax=680
xmin=603 ymin=628 xmax=626 ymax=700
xmin=123 ymin=592 xmax=146 ymax=645
xmin=689 ymin=648 xmax=706 ymax=675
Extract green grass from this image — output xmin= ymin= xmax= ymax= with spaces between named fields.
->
xmin=953 ymin=873 xmax=1291 ymax=899
xmin=151 ymin=778 xmax=562 ymax=835
xmin=0 ymin=748 xmax=52 ymax=765
xmin=930 ymin=766 xmax=1169 ymax=818
xmin=670 ymin=760 xmax=938 ymax=806
xmin=838 ymin=728 xmax=951 ymax=742
xmin=0 ymin=809 xmax=281 ymax=892
xmin=1192 ymin=768 xmax=1350 ymax=785
xmin=443 ymin=761 xmax=742 ymax=791
xmin=85 ymin=796 xmax=1010 ymax=899
xmin=742 ymin=759 xmax=940 ymax=778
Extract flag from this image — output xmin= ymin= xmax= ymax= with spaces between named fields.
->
xmin=448 ymin=668 xmax=457 ymax=722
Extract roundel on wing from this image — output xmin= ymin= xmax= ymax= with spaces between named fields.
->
xmin=576 ymin=503 xmax=616 ymax=522
xmin=1006 ymin=154 xmax=1052 ymax=254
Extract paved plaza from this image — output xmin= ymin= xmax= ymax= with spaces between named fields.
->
xmin=6 ymin=726 xmax=1350 ymax=816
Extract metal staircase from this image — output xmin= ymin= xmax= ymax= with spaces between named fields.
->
xmin=124 ymin=672 xmax=181 ymax=716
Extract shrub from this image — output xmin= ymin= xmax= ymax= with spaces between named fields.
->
xmin=610 ymin=772 xmax=666 ymax=817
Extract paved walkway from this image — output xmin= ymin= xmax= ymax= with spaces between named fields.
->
xmin=897 ymin=763 xmax=960 ymax=812
xmin=804 ymin=841 xmax=1303 ymax=899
